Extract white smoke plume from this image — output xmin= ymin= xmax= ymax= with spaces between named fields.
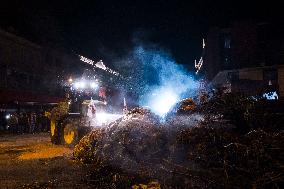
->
xmin=115 ymin=41 xmax=199 ymax=116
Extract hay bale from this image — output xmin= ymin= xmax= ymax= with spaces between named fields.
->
xmin=74 ymin=107 xmax=167 ymax=175
xmin=74 ymin=104 xmax=284 ymax=188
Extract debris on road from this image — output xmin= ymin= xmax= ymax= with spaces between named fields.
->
xmin=74 ymin=95 xmax=284 ymax=188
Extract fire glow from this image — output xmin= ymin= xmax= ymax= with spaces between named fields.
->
xmin=130 ymin=45 xmax=199 ymax=117
xmin=95 ymin=113 xmax=123 ymax=126
xmin=149 ymin=89 xmax=178 ymax=116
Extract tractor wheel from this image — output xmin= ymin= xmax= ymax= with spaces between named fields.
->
xmin=61 ymin=118 xmax=79 ymax=147
xmin=51 ymin=116 xmax=92 ymax=147
xmin=50 ymin=119 xmax=61 ymax=144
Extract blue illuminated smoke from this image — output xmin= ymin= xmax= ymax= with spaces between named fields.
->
xmin=134 ymin=45 xmax=199 ymax=116
xmin=115 ymin=43 xmax=199 ymax=116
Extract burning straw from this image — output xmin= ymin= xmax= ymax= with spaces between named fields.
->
xmin=74 ymin=95 xmax=284 ymax=188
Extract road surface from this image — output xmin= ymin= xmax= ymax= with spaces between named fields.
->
xmin=0 ymin=133 xmax=92 ymax=188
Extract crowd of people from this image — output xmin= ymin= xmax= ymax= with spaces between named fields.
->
xmin=0 ymin=111 xmax=50 ymax=134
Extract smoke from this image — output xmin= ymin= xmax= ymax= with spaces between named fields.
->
xmin=115 ymin=38 xmax=199 ymax=116
xmin=134 ymin=46 xmax=199 ymax=116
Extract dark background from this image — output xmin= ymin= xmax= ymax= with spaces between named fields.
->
xmin=0 ymin=0 xmax=283 ymax=71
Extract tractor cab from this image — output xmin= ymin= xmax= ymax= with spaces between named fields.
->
xmin=81 ymin=99 xmax=107 ymax=117
xmin=49 ymin=78 xmax=123 ymax=146
xmin=49 ymin=76 xmax=107 ymax=145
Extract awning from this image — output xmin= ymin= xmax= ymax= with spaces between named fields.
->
xmin=0 ymin=90 xmax=65 ymax=104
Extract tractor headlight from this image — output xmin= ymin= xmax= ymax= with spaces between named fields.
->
xmin=73 ymin=80 xmax=98 ymax=90
xmin=74 ymin=81 xmax=86 ymax=89
xmin=96 ymin=112 xmax=108 ymax=124
xmin=5 ymin=114 xmax=10 ymax=120
xmin=90 ymin=82 xmax=98 ymax=89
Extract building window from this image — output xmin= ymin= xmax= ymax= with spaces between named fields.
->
xmin=224 ymin=37 xmax=231 ymax=49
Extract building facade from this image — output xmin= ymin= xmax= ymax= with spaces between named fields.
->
xmin=203 ymin=21 xmax=284 ymax=98
xmin=211 ymin=65 xmax=284 ymax=97
xmin=0 ymin=29 xmax=83 ymax=105
xmin=203 ymin=20 xmax=284 ymax=80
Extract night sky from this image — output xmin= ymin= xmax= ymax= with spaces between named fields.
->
xmin=0 ymin=0 xmax=283 ymax=71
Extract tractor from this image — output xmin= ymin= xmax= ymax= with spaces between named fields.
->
xmin=48 ymin=79 xmax=123 ymax=146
